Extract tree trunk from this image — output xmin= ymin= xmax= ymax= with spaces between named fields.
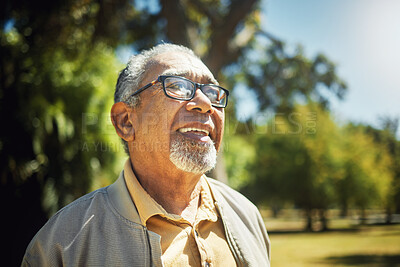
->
xmin=385 ymin=207 xmax=392 ymax=224
xmin=340 ymin=202 xmax=348 ymax=218
xmin=360 ymin=208 xmax=367 ymax=225
xmin=305 ymin=208 xmax=313 ymax=232
xmin=319 ymin=209 xmax=329 ymax=231
xmin=271 ymin=203 xmax=281 ymax=218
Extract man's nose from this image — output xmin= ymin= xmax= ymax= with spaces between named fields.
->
xmin=185 ymin=88 xmax=214 ymax=114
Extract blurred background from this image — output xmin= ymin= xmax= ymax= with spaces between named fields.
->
xmin=1 ymin=0 xmax=399 ymax=266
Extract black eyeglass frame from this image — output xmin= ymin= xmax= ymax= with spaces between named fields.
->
xmin=129 ymin=75 xmax=229 ymax=108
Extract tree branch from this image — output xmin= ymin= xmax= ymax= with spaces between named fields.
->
xmin=204 ymin=0 xmax=259 ymax=74
xmin=160 ymin=0 xmax=191 ymax=47
xmin=256 ymin=30 xmax=284 ymax=49
xmin=187 ymin=0 xmax=218 ymax=25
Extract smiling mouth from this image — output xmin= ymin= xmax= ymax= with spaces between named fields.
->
xmin=177 ymin=127 xmax=211 ymax=142
xmin=178 ymin=127 xmax=209 ymax=136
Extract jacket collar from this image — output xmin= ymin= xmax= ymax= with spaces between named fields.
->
xmin=106 ymin=170 xmax=142 ymax=225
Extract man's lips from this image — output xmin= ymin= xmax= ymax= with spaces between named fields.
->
xmin=178 ymin=127 xmax=209 ymax=136
xmin=177 ymin=127 xmax=211 ymax=142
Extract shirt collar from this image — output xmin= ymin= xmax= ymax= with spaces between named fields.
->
xmin=196 ymin=176 xmax=219 ymax=223
xmin=123 ymin=159 xmax=219 ymax=225
xmin=123 ymin=159 xmax=168 ymax=225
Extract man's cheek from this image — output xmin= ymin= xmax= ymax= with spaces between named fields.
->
xmin=139 ymin=112 xmax=169 ymax=134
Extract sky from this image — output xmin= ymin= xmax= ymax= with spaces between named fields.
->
xmin=260 ymin=0 xmax=400 ymax=132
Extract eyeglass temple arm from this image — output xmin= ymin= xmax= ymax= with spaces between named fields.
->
xmin=130 ymin=80 xmax=158 ymax=97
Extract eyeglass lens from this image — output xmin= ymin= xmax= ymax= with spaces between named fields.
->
xmin=163 ymin=77 xmax=227 ymax=107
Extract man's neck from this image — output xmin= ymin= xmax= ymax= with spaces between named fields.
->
xmin=129 ymin=158 xmax=203 ymax=224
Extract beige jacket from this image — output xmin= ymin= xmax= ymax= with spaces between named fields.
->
xmin=22 ymin=171 xmax=270 ymax=266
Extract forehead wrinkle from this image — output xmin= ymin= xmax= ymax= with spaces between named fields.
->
xmin=161 ymin=69 xmax=218 ymax=85
xmin=151 ymin=52 xmax=218 ymax=85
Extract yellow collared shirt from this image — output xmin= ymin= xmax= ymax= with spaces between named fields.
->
xmin=123 ymin=160 xmax=236 ymax=267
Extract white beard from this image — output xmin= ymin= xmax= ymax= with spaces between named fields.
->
xmin=169 ymin=135 xmax=217 ymax=174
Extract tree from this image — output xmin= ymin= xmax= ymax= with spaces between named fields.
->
xmin=336 ymin=124 xmax=393 ymax=222
xmin=124 ymin=0 xmax=347 ymax=183
xmin=243 ymin=104 xmax=340 ymax=231
xmin=244 ymin=104 xmax=393 ymax=231
xmin=233 ymin=39 xmax=346 ymax=112
xmin=377 ymin=117 xmax=400 ymax=217
xmin=363 ymin=116 xmax=400 ymax=222
xmin=0 ymin=1 xmax=126 ymax=265
xmin=1 ymin=0 xmax=347 ymax=264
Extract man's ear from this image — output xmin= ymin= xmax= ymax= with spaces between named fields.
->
xmin=111 ymin=102 xmax=135 ymax=142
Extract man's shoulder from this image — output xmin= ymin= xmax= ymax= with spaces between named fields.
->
xmin=52 ymin=187 xmax=108 ymax=217
xmin=33 ymin=187 xmax=111 ymax=238
xmin=22 ymin=179 xmax=152 ymax=266
xmin=22 ymin=187 xmax=109 ymax=263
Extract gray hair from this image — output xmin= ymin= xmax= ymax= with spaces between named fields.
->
xmin=114 ymin=43 xmax=199 ymax=154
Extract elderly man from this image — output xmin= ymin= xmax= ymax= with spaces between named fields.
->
xmin=22 ymin=43 xmax=270 ymax=266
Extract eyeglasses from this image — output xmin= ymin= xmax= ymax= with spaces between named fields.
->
xmin=130 ymin=75 xmax=229 ymax=108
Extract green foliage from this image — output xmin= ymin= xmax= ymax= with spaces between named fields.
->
xmin=243 ymin=105 xmax=337 ymax=209
xmin=0 ymin=1 xmax=127 ymax=263
xmin=223 ymin=133 xmax=256 ymax=189
xmin=0 ymin=0 xmax=370 ymax=263
xmin=363 ymin=117 xmax=400 ymax=214
xmin=336 ymin=125 xmax=393 ymax=213
xmin=229 ymin=40 xmax=347 ymax=113
xmin=1 ymin=19 xmax=123 ymax=212
xmin=241 ymin=104 xmax=394 ymax=229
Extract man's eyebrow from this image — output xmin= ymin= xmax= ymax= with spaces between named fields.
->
xmin=162 ymin=70 xmax=190 ymax=77
xmin=161 ymin=70 xmax=218 ymax=85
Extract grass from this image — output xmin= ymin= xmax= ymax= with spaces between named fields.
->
xmin=263 ymin=210 xmax=400 ymax=266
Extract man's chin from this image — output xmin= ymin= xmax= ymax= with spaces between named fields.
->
xmin=169 ymin=136 xmax=217 ymax=174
